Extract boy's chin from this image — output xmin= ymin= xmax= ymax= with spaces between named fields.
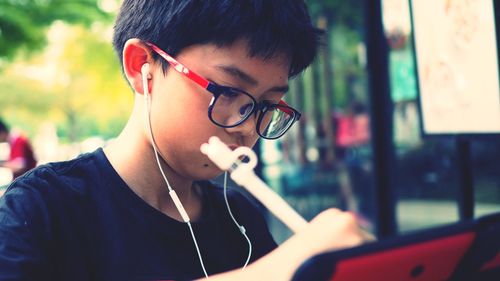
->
xmin=193 ymin=163 xmax=225 ymax=180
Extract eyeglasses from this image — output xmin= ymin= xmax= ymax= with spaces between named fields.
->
xmin=146 ymin=42 xmax=301 ymax=140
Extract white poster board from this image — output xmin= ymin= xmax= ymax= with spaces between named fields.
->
xmin=411 ymin=0 xmax=500 ymax=135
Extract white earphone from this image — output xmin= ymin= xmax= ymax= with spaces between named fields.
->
xmin=141 ymin=63 xmax=151 ymax=100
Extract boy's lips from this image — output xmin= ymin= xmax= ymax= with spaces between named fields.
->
xmin=227 ymin=144 xmax=239 ymax=151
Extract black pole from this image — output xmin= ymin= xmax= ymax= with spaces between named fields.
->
xmin=365 ymin=0 xmax=397 ymax=237
xmin=456 ymin=137 xmax=474 ymax=220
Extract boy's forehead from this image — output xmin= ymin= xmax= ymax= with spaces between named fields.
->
xmin=236 ymin=38 xmax=291 ymax=64
xmin=189 ymin=39 xmax=292 ymax=72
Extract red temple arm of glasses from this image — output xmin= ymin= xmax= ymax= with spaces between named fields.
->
xmin=278 ymin=100 xmax=295 ymax=115
xmin=146 ymin=42 xmax=210 ymax=89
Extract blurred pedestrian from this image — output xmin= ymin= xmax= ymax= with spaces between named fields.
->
xmin=0 ymin=119 xmax=37 ymax=179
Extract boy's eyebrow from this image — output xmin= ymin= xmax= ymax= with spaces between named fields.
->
xmin=215 ymin=64 xmax=289 ymax=93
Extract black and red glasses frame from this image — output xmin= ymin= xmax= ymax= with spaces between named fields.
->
xmin=146 ymin=42 xmax=301 ymax=139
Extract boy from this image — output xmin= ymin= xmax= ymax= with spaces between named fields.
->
xmin=0 ymin=1 xmax=368 ymax=280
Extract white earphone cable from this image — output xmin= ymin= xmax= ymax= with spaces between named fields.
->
xmin=142 ymin=65 xmax=209 ymax=278
xmin=223 ymin=172 xmax=252 ymax=268
xmin=187 ymin=221 xmax=209 ymax=278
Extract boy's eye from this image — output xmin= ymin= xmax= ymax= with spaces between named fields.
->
xmin=267 ymin=100 xmax=281 ymax=105
xmin=239 ymin=103 xmax=253 ymax=117
xmin=221 ymin=89 xmax=241 ymax=99
xmin=262 ymin=100 xmax=279 ymax=108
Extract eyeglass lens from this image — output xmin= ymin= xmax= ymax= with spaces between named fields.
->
xmin=210 ymin=89 xmax=296 ymax=138
xmin=258 ymin=105 xmax=295 ymax=138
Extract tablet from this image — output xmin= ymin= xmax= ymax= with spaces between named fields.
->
xmin=292 ymin=222 xmax=476 ymax=281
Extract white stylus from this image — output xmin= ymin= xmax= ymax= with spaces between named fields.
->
xmin=201 ymin=136 xmax=308 ymax=233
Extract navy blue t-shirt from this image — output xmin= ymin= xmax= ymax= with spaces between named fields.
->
xmin=0 ymin=148 xmax=277 ymax=280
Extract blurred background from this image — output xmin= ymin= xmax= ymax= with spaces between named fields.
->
xmin=0 ymin=0 xmax=499 ymax=243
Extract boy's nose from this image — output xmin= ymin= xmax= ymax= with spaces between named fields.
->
xmin=224 ymin=114 xmax=259 ymax=138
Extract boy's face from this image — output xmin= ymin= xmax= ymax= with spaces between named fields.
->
xmin=147 ymin=39 xmax=290 ymax=179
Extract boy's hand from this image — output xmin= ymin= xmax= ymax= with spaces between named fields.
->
xmin=299 ymin=208 xmax=375 ymax=256
xmin=206 ymin=208 xmax=374 ymax=281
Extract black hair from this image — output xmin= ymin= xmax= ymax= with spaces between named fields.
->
xmin=113 ymin=0 xmax=323 ymax=78
xmin=0 ymin=119 xmax=8 ymax=134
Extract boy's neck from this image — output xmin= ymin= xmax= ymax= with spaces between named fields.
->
xmin=104 ymin=106 xmax=204 ymax=222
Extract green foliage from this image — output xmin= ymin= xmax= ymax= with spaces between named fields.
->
xmin=0 ymin=0 xmax=110 ymax=63
xmin=0 ymin=23 xmax=132 ymax=142
xmin=47 ymin=24 xmax=132 ymax=142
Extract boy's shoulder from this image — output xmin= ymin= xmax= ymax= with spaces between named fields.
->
xmin=0 ymin=149 xmax=112 ymax=235
xmin=5 ymin=148 xmax=109 ymax=197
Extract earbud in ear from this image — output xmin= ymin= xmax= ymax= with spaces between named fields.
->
xmin=141 ymin=63 xmax=152 ymax=80
xmin=141 ymin=63 xmax=151 ymax=100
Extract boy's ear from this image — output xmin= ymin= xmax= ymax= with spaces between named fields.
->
xmin=123 ymin=38 xmax=153 ymax=95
